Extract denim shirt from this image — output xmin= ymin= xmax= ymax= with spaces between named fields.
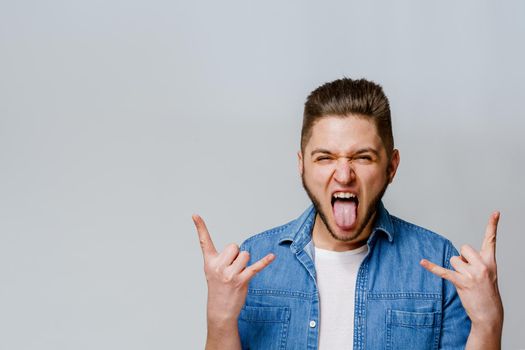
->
xmin=238 ymin=202 xmax=470 ymax=349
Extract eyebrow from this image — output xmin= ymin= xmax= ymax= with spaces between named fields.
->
xmin=310 ymin=147 xmax=380 ymax=157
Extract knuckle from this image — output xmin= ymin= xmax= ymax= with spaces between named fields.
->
xmin=222 ymin=274 xmax=234 ymax=283
xmin=478 ymin=264 xmax=489 ymax=278
xmin=450 ymin=256 xmax=459 ymax=264
xmin=203 ymin=262 xmax=214 ymax=274
xmin=232 ymin=277 xmax=244 ymax=288
xmin=239 ymin=252 xmax=250 ymax=264
xmin=227 ymin=243 xmax=239 ymax=250
xmin=226 ymin=243 xmax=240 ymax=254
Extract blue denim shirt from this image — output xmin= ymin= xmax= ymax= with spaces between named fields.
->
xmin=238 ymin=202 xmax=470 ymax=349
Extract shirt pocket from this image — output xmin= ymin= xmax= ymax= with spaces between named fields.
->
xmin=238 ymin=306 xmax=290 ymax=350
xmin=385 ymin=309 xmax=442 ymax=350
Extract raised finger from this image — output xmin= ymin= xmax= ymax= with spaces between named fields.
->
xmin=481 ymin=211 xmax=500 ymax=259
xmin=192 ymin=214 xmax=217 ymax=258
xmin=239 ymin=253 xmax=275 ymax=283
xmin=420 ymin=259 xmax=462 ymax=286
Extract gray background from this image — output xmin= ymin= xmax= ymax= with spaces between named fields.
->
xmin=1 ymin=0 xmax=524 ymax=349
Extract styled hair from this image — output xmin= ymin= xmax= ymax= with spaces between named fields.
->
xmin=301 ymin=78 xmax=394 ymax=156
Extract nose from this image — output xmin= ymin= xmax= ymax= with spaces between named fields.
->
xmin=333 ymin=159 xmax=355 ymax=184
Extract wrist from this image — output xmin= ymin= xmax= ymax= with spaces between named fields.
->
xmin=466 ymin=321 xmax=503 ymax=350
xmin=206 ymin=317 xmax=240 ymax=343
xmin=470 ymin=319 xmax=503 ymax=335
xmin=470 ymin=306 xmax=504 ymax=333
xmin=205 ymin=318 xmax=241 ymax=350
xmin=207 ymin=311 xmax=239 ymax=330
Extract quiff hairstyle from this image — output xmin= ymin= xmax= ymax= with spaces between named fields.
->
xmin=301 ymin=78 xmax=394 ymax=157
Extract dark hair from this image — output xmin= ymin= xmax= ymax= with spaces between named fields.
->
xmin=301 ymin=78 xmax=394 ymax=156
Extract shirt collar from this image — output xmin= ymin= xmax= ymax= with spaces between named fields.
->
xmin=278 ymin=201 xmax=395 ymax=250
xmin=372 ymin=200 xmax=395 ymax=243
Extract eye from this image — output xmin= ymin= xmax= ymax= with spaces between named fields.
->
xmin=315 ymin=156 xmax=331 ymax=162
xmin=354 ymin=155 xmax=373 ymax=162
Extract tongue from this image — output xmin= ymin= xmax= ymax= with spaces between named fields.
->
xmin=333 ymin=200 xmax=357 ymax=229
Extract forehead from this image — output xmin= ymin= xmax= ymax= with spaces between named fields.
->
xmin=306 ymin=115 xmax=383 ymax=152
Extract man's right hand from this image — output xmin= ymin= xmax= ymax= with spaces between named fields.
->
xmin=193 ymin=214 xmax=275 ymax=349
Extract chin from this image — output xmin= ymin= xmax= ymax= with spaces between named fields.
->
xmin=331 ymin=226 xmax=361 ymax=242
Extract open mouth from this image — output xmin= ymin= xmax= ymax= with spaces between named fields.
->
xmin=331 ymin=192 xmax=359 ymax=230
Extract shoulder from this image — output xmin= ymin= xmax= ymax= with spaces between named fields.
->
xmin=388 ymin=215 xmax=459 ymax=263
xmin=391 ymin=215 xmax=448 ymax=241
xmin=240 ymin=219 xmax=294 ymax=252
xmin=241 ymin=205 xmax=315 ymax=246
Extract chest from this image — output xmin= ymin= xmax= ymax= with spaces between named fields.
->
xmin=239 ymin=257 xmax=444 ymax=350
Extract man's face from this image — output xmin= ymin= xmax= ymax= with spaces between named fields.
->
xmin=299 ymin=115 xmax=399 ymax=246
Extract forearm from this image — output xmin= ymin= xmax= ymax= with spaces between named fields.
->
xmin=465 ymin=321 xmax=502 ymax=350
xmin=205 ymin=319 xmax=242 ymax=350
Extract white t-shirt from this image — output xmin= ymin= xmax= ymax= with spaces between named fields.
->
xmin=314 ymin=245 xmax=368 ymax=350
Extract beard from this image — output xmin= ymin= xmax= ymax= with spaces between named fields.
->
xmin=301 ymin=173 xmax=389 ymax=243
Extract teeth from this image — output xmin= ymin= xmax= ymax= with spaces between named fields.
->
xmin=333 ymin=192 xmax=356 ymax=199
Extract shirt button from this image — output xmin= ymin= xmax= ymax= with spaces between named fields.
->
xmin=309 ymin=320 xmax=316 ymax=328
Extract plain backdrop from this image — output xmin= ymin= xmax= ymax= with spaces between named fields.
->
xmin=1 ymin=0 xmax=524 ymax=349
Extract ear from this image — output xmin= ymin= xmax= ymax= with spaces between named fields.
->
xmin=387 ymin=149 xmax=400 ymax=184
xmin=297 ymin=151 xmax=304 ymax=176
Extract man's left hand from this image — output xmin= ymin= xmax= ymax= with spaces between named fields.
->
xmin=420 ymin=212 xmax=503 ymax=347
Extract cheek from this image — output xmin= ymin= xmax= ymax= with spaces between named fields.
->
xmin=309 ymin=166 xmax=333 ymax=185
xmin=303 ymin=165 xmax=333 ymax=191
xmin=357 ymin=168 xmax=388 ymax=192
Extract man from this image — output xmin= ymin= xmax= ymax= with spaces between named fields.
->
xmin=193 ymin=78 xmax=503 ymax=349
